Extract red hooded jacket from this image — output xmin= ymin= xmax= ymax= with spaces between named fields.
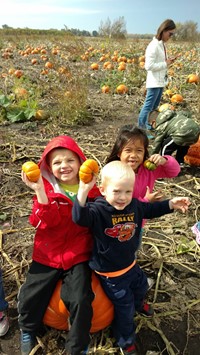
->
xmin=29 ymin=135 xmax=100 ymax=270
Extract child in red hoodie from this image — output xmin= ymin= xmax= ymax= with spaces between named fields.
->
xmin=18 ymin=135 xmax=100 ymax=355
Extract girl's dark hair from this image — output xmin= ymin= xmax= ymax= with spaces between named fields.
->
xmin=106 ymin=125 xmax=149 ymax=164
xmin=156 ymin=19 xmax=176 ymax=40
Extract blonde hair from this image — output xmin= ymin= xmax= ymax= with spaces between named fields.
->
xmin=100 ymin=161 xmax=135 ymax=186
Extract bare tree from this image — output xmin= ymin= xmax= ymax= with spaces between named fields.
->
xmin=99 ymin=17 xmax=127 ymax=39
xmin=175 ymin=21 xmax=199 ymax=41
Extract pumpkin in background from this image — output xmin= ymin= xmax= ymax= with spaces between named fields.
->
xmin=101 ymin=85 xmax=110 ymax=94
xmin=43 ymin=272 xmax=114 ymax=333
xmin=184 ymin=137 xmax=200 ymax=166
xmin=187 ymin=74 xmax=199 ymax=84
xmin=90 ymin=63 xmax=99 ymax=70
xmin=116 ymin=84 xmax=128 ymax=94
xmin=170 ymin=94 xmax=183 ymax=103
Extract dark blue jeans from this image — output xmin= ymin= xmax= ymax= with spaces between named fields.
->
xmin=138 ymin=87 xmax=163 ymax=129
xmin=98 ymin=264 xmax=148 ymax=348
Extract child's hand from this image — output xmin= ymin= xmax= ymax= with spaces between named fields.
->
xmin=169 ymin=197 xmax=190 ymax=213
xmin=79 ymin=176 xmax=97 ymax=192
xmin=145 ymin=186 xmax=163 ymax=202
xmin=148 ymin=154 xmax=167 ymax=166
xmin=21 ymin=171 xmax=44 ymax=192
xmin=77 ymin=176 xmax=97 ymax=207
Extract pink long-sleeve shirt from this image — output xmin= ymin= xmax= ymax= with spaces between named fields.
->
xmin=133 ymin=155 xmax=180 ymax=201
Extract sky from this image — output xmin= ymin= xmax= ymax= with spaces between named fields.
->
xmin=1 ymin=0 xmax=200 ymax=34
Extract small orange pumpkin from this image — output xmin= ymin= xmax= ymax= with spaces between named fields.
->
xmin=35 ymin=110 xmax=48 ymax=120
xmin=79 ymin=159 xmax=99 ymax=183
xmin=170 ymin=94 xmax=183 ymax=103
xmin=187 ymin=74 xmax=199 ymax=84
xmin=90 ymin=63 xmax=99 ymax=70
xmin=22 ymin=161 xmax=41 ymax=182
xmin=139 ymin=61 xmax=145 ymax=69
xmin=43 ymin=272 xmax=114 ymax=333
xmin=116 ymin=84 xmax=128 ymax=94
xmin=45 ymin=61 xmax=53 ymax=69
xmin=14 ymin=69 xmax=23 ymax=78
xmin=118 ymin=63 xmax=126 ymax=71
xmin=14 ymin=88 xmax=28 ymax=98
xmin=163 ymin=89 xmax=173 ymax=97
xmin=101 ymin=85 xmax=110 ymax=93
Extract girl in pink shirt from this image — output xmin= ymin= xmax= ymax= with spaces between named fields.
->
xmin=106 ymin=125 xmax=180 ymax=203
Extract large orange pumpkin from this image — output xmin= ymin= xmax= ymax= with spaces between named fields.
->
xmin=43 ymin=272 xmax=114 ymax=333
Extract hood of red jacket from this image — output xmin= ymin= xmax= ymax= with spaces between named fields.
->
xmin=38 ymin=135 xmax=100 ymax=199
xmin=38 ymin=135 xmax=86 ymax=168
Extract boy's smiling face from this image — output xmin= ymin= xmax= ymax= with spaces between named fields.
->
xmin=48 ymin=148 xmax=81 ymax=184
xmin=100 ymin=176 xmax=134 ymax=210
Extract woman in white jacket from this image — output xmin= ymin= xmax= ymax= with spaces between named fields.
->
xmin=138 ymin=19 xmax=176 ymax=133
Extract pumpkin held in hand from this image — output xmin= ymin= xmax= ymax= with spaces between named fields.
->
xmin=43 ymin=272 xmax=114 ymax=333
xmin=22 ymin=161 xmax=41 ymax=182
xmin=79 ymin=159 xmax=99 ymax=183
xmin=144 ymin=160 xmax=157 ymax=171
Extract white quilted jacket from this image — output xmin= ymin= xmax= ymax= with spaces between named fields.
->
xmin=145 ymin=37 xmax=168 ymax=88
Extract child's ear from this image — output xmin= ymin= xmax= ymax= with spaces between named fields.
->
xmin=99 ymin=185 xmax=106 ymax=196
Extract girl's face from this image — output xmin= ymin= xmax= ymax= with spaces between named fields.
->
xmin=119 ymin=138 xmax=145 ymax=173
xmin=48 ymin=148 xmax=81 ymax=184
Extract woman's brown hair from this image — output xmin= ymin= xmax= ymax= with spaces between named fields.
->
xmin=156 ymin=19 xmax=176 ymax=40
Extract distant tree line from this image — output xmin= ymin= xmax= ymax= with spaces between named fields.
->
xmin=1 ymin=19 xmax=200 ymax=41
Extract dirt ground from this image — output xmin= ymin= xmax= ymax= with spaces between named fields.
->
xmin=0 ymin=91 xmax=200 ymax=355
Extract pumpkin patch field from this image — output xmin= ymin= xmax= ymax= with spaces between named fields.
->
xmin=0 ymin=32 xmax=200 ymax=355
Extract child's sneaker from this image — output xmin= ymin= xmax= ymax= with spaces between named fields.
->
xmin=0 ymin=311 xmax=9 ymax=336
xmin=20 ymin=330 xmax=36 ymax=355
xmin=120 ymin=343 xmax=138 ymax=355
xmin=138 ymin=303 xmax=154 ymax=317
